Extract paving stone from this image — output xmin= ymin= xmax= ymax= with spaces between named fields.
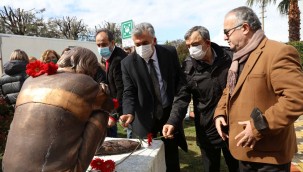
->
xmin=293 ymin=119 xmax=303 ymax=171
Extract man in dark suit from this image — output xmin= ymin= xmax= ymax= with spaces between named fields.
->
xmin=95 ymin=28 xmax=127 ymax=137
xmin=120 ymin=22 xmax=187 ymax=172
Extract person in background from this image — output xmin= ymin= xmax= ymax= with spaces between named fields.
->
xmin=95 ymin=28 xmax=127 ymax=137
xmin=29 ymin=56 xmax=37 ymax=63
xmin=0 ymin=49 xmax=29 ymax=106
xmin=123 ymin=46 xmax=133 ymax=55
xmin=162 ymin=26 xmax=239 ymax=172
xmin=214 ymin=6 xmax=303 ymax=172
xmin=41 ymin=49 xmax=60 ymax=63
xmin=120 ymin=22 xmax=187 ymax=172
xmin=2 ymin=47 xmax=113 ymax=171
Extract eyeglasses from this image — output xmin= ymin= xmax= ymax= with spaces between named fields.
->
xmin=223 ymin=23 xmax=243 ymax=36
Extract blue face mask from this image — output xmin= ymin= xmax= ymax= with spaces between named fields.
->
xmin=98 ymin=47 xmax=112 ymax=59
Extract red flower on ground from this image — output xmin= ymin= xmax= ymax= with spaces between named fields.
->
xmin=112 ymin=98 xmax=119 ymax=109
xmin=90 ymin=158 xmax=115 ymax=172
xmin=26 ymin=60 xmax=46 ymax=77
xmin=90 ymin=158 xmax=104 ymax=170
xmin=100 ymin=160 xmax=115 ymax=172
xmin=44 ymin=62 xmax=58 ymax=75
xmin=147 ymin=133 xmax=153 ymax=146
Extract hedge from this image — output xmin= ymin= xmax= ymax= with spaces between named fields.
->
xmin=287 ymin=41 xmax=303 ymax=66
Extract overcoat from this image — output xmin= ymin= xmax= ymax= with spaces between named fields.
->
xmin=214 ymin=38 xmax=303 ymax=164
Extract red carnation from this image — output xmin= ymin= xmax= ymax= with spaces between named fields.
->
xmin=101 ymin=160 xmax=115 ymax=172
xmin=26 ymin=60 xmax=46 ymax=77
xmin=90 ymin=158 xmax=104 ymax=170
xmin=147 ymin=133 xmax=153 ymax=146
xmin=112 ymin=98 xmax=119 ymax=109
xmin=44 ymin=62 xmax=58 ymax=75
xmin=26 ymin=60 xmax=58 ymax=77
xmin=90 ymin=158 xmax=115 ymax=172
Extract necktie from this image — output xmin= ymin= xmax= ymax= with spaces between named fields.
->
xmin=105 ymin=60 xmax=109 ymax=72
xmin=148 ymin=59 xmax=163 ymax=120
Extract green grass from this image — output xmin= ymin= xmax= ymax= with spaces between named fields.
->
xmin=117 ymin=119 xmax=229 ymax=172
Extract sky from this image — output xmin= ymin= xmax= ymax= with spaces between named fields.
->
xmin=2 ymin=0 xmax=303 ymax=46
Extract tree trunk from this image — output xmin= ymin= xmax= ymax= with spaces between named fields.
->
xmin=288 ymin=0 xmax=301 ymax=41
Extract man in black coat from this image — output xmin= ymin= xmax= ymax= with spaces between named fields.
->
xmin=120 ymin=22 xmax=187 ymax=172
xmin=95 ymin=29 xmax=127 ymax=137
xmin=162 ymin=26 xmax=239 ymax=172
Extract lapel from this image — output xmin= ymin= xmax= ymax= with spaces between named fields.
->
xmin=155 ymin=45 xmax=168 ymax=91
xmin=132 ymin=53 xmax=154 ymax=95
xmin=108 ymin=48 xmax=118 ymax=71
xmin=106 ymin=49 xmax=116 ymax=80
xmin=230 ymin=38 xmax=267 ymax=99
xmin=106 ymin=60 xmax=110 ymax=81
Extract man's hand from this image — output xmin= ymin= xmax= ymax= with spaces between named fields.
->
xmin=162 ymin=124 xmax=175 ymax=139
xmin=119 ymin=114 xmax=134 ymax=128
xmin=215 ymin=116 xmax=229 ymax=141
xmin=235 ymin=120 xmax=256 ymax=149
xmin=107 ymin=117 xmax=116 ymax=128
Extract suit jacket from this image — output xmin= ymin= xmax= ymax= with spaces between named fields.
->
xmin=121 ymin=44 xmax=187 ymax=151
xmin=106 ymin=46 xmax=127 ymax=115
xmin=214 ymin=38 xmax=303 ymax=164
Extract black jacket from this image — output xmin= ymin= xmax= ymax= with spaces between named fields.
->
xmin=0 ymin=60 xmax=28 ymax=105
xmin=122 ymin=44 xmax=187 ymax=151
xmin=106 ymin=46 xmax=127 ymax=115
xmin=167 ymin=42 xmax=232 ymax=148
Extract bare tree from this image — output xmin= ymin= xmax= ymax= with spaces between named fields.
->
xmin=52 ymin=16 xmax=87 ymax=40
xmin=37 ymin=19 xmax=61 ymax=39
xmin=0 ymin=6 xmax=124 ymax=43
xmin=0 ymin=6 xmax=45 ymax=36
xmin=95 ymin=21 xmax=122 ymax=45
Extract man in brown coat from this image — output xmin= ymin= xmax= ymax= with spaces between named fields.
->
xmin=2 ymin=47 xmax=113 ymax=172
xmin=214 ymin=6 xmax=303 ymax=171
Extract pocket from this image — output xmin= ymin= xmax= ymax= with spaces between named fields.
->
xmin=253 ymin=132 xmax=284 ymax=152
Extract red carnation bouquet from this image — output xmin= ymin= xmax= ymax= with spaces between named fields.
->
xmin=26 ymin=60 xmax=58 ymax=77
xmin=89 ymin=158 xmax=115 ymax=172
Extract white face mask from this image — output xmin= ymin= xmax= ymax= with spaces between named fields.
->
xmin=189 ymin=45 xmax=207 ymax=60
xmin=135 ymin=44 xmax=154 ymax=61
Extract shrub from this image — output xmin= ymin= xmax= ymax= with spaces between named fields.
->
xmin=287 ymin=41 xmax=303 ymax=66
xmin=0 ymin=96 xmax=14 ymax=167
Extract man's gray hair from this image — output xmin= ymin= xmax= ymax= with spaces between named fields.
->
xmin=132 ymin=22 xmax=155 ymax=38
xmin=184 ymin=26 xmax=210 ymax=41
xmin=227 ymin=6 xmax=262 ymax=32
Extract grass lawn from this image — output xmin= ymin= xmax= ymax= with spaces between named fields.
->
xmin=117 ymin=119 xmax=229 ymax=172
